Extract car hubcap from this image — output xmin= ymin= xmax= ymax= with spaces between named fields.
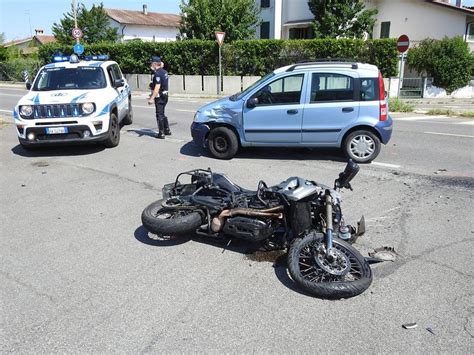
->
xmin=350 ymin=135 xmax=374 ymax=158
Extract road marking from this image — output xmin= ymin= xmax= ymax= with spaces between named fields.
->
xmin=371 ymin=162 xmax=401 ymax=169
xmin=456 ymin=121 xmax=474 ymax=125
xmin=134 ymin=105 xmax=154 ymax=109
xmin=175 ymin=109 xmax=196 ymax=113
xmin=0 ymin=93 xmax=23 ymax=97
xmin=424 ymin=131 xmax=474 ymax=138
xmin=0 ymin=109 xmax=12 ymax=114
xmin=393 ymin=115 xmax=446 ymax=121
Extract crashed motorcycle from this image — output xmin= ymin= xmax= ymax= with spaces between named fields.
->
xmin=141 ymin=161 xmax=371 ymax=299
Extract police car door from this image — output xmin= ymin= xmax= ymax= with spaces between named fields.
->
xmin=108 ymin=64 xmax=127 ymax=119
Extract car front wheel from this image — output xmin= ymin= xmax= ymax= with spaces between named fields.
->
xmin=208 ymin=127 xmax=239 ymax=160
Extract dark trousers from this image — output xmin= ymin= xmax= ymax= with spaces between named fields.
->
xmin=154 ymin=95 xmax=170 ymax=133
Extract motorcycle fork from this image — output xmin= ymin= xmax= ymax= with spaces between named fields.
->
xmin=324 ymin=191 xmax=335 ymax=259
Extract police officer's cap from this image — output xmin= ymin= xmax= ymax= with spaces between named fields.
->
xmin=151 ymin=56 xmax=161 ymax=63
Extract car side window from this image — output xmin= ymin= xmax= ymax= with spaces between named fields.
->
xmin=112 ymin=65 xmax=122 ymax=80
xmin=253 ymin=74 xmax=304 ymax=106
xmin=360 ymin=78 xmax=379 ymax=101
xmin=107 ymin=65 xmax=116 ymax=85
xmin=310 ymin=73 xmax=354 ymax=103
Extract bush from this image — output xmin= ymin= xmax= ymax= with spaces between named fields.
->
xmin=38 ymin=38 xmax=398 ymax=77
xmin=389 ymin=98 xmax=414 ymax=112
xmin=0 ymin=58 xmax=42 ymax=81
xmin=407 ymin=37 xmax=474 ymax=94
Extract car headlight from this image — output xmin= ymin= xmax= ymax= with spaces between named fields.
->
xmin=82 ymin=102 xmax=95 ymax=115
xmin=20 ymin=105 xmax=33 ymax=117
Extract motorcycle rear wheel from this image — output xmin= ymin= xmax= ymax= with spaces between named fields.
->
xmin=287 ymin=232 xmax=372 ymax=299
xmin=141 ymin=199 xmax=202 ymax=236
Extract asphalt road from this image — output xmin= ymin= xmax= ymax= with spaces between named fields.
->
xmin=0 ymin=87 xmax=473 ymax=352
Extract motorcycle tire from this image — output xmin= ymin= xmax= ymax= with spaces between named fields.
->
xmin=287 ymin=232 xmax=372 ymax=299
xmin=141 ymin=199 xmax=202 ymax=236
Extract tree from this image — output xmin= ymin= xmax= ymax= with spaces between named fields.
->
xmin=407 ymin=36 xmax=474 ymax=94
xmin=179 ymin=0 xmax=260 ymax=42
xmin=308 ymin=0 xmax=377 ymax=39
xmin=52 ymin=2 xmax=119 ymax=45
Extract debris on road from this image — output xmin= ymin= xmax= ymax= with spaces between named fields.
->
xmin=402 ymin=323 xmax=418 ymax=329
xmin=426 ymin=327 xmax=436 ymax=335
xmin=368 ymin=246 xmax=399 ymax=262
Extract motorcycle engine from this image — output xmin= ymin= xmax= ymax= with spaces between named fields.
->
xmin=223 ymin=217 xmax=275 ymax=242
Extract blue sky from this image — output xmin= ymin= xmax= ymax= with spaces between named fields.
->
xmin=0 ymin=0 xmax=182 ymax=41
xmin=1 ymin=0 xmax=473 ymax=42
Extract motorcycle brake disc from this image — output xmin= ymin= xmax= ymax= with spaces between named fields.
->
xmin=313 ymin=247 xmax=350 ymax=276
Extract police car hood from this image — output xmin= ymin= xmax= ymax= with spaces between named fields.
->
xmin=17 ymin=89 xmax=108 ymax=106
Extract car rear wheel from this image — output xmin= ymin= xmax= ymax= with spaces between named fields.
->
xmin=208 ymin=127 xmax=239 ymax=160
xmin=343 ymin=130 xmax=381 ymax=163
xmin=122 ymin=97 xmax=133 ymax=125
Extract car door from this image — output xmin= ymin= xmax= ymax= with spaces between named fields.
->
xmin=243 ymin=73 xmax=306 ymax=143
xmin=107 ymin=64 xmax=126 ymax=118
xmin=302 ymin=72 xmax=360 ymax=144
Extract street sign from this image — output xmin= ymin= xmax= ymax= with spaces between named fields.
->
xmin=73 ymin=43 xmax=84 ymax=55
xmin=396 ymin=35 xmax=410 ymax=53
xmin=72 ymin=27 xmax=83 ymax=39
xmin=215 ymin=31 xmax=225 ymax=46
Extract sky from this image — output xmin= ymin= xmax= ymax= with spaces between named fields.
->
xmin=1 ymin=0 xmax=474 ymax=42
xmin=0 ymin=0 xmax=182 ymax=41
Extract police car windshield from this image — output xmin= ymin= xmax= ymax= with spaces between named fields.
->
xmin=230 ymin=73 xmax=275 ymax=101
xmin=32 ymin=67 xmax=107 ymax=91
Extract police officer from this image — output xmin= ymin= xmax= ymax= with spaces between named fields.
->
xmin=147 ymin=56 xmax=170 ymax=139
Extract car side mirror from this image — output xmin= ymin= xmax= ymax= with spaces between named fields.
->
xmin=247 ymin=97 xmax=258 ymax=108
xmin=114 ymin=78 xmax=125 ymax=88
xmin=26 ymin=82 xmax=32 ymax=90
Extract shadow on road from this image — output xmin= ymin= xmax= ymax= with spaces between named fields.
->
xmin=11 ymin=144 xmax=105 ymax=157
xmin=134 ymin=225 xmax=191 ymax=247
xmin=127 ymin=128 xmax=158 ymax=138
xmin=180 ymin=141 xmax=348 ymax=162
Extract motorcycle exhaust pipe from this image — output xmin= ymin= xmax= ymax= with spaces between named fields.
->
xmin=211 ymin=206 xmax=283 ymax=232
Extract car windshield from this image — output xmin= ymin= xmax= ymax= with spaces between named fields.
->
xmin=229 ymin=73 xmax=275 ymax=101
xmin=32 ymin=66 xmax=107 ymax=91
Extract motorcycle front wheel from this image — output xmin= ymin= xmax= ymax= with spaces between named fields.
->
xmin=141 ymin=199 xmax=202 ymax=236
xmin=287 ymin=232 xmax=372 ymax=299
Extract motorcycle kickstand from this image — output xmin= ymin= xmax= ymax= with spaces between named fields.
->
xmin=221 ymin=239 xmax=232 ymax=253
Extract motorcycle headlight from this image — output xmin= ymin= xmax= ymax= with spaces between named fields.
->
xmin=20 ymin=105 xmax=33 ymax=117
xmin=81 ymin=102 xmax=95 ymax=115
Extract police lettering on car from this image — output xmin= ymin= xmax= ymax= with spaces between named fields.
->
xmin=147 ymin=56 xmax=170 ymax=139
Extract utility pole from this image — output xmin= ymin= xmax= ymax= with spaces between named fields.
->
xmin=72 ymin=0 xmax=79 ymax=44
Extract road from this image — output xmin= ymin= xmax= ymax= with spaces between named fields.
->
xmin=0 ymin=87 xmax=473 ymax=352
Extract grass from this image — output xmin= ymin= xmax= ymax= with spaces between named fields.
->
xmin=426 ymin=109 xmax=474 ymax=118
xmin=388 ymin=98 xmax=414 ymax=113
xmin=0 ymin=118 xmax=10 ymax=128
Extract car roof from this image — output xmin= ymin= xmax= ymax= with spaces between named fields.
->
xmin=274 ymin=62 xmax=379 ymax=77
xmin=43 ymin=60 xmax=117 ymax=70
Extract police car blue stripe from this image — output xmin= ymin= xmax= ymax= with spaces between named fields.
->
xmin=13 ymin=110 xmax=18 ymax=119
xmin=71 ymin=93 xmax=88 ymax=103
xmin=33 ymin=94 xmax=40 ymax=104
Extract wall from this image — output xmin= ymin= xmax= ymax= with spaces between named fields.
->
xmin=125 ymin=74 xmax=262 ymax=95
xmin=109 ymin=19 xmax=179 ymax=42
xmin=258 ymin=0 xmax=281 ymax=39
xmin=366 ymin=0 xmax=467 ymax=46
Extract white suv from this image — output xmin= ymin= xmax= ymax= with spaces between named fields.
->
xmin=13 ymin=55 xmax=133 ymax=149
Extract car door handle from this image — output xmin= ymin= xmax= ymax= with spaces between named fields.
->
xmin=287 ymin=109 xmax=299 ymax=115
xmin=342 ymin=107 xmax=354 ymax=113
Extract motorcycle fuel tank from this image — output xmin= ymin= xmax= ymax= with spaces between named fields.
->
xmin=274 ymin=177 xmax=323 ymax=201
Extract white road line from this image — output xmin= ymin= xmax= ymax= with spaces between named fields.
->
xmin=0 ymin=93 xmax=23 ymax=97
xmin=0 ymin=109 xmax=12 ymax=114
xmin=134 ymin=105 xmax=154 ymax=109
xmin=371 ymin=162 xmax=401 ymax=169
xmin=175 ymin=109 xmax=196 ymax=113
xmin=456 ymin=121 xmax=474 ymax=125
xmin=393 ymin=115 xmax=446 ymax=121
xmin=424 ymin=131 xmax=474 ymax=138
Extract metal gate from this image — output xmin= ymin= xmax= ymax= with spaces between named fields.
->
xmin=400 ymin=77 xmax=423 ymax=98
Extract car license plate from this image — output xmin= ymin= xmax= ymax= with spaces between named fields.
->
xmin=46 ymin=127 xmax=68 ymax=134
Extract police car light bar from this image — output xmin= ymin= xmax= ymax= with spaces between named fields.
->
xmin=84 ymin=55 xmax=109 ymax=61
xmin=52 ymin=55 xmax=70 ymax=62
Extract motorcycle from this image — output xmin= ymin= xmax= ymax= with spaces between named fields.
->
xmin=141 ymin=160 xmax=371 ymax=299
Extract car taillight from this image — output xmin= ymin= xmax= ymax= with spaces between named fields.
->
xmin=378 ymin=71 xmax=387 ymax=121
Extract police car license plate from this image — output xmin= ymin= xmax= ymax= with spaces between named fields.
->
xmin=46 ymin=127 xmax=68 ymax=134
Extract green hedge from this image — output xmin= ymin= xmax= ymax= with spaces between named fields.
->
xmin=38 ymin=38 xmax=398 ymax=77
xmin=0 ymin=58 xmax=42 ymax=81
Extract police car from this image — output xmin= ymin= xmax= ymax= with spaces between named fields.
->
xmin=13 ymin=54 xmax=132 ymax=149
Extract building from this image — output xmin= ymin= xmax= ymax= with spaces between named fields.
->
xmin=3 ymin=29 xmax=56 ymax=55
xmin=105 ymin=5 xmax=181 ymax=42
xmin=255 ymin=0 xmax=474 ymax=50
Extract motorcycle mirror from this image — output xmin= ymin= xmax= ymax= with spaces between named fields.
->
xmin=335 ymin=159 xmax=359 ymax=189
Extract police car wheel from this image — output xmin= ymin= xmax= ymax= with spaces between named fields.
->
xmin=103 ymin=113 xmax=120 ymax=148
xmin=123 ymin=97 xmax=133 ymax=125
xmin=208 ymin=127 xmax=239 ymax=160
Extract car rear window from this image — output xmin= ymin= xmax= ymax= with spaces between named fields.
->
xmin=360 ymin=78 xmax=380 ymax=101
xmin=310 ymin=73 xmax=354 ymax=102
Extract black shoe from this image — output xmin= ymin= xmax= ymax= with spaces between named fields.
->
xmin=155 ymin=132 xmax=165 ymax=139
xmin=165 ymin=130 xmax=171 ymax=136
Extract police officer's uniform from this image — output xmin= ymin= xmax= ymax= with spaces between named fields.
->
xmin=150 ymin=56 xmax=170 ymax=137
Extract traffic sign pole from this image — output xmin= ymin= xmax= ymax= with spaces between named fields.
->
xmin=215 ymin=32 xmax=225 ymax=95
xmin=396 ymin=35 xmax=410 ymax=98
